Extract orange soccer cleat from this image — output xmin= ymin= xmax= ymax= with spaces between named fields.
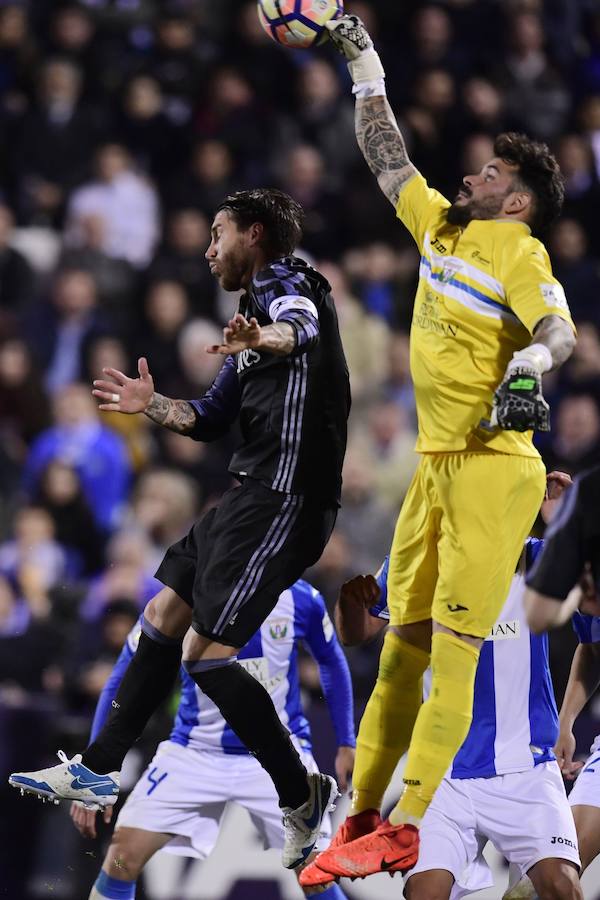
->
xmin=299 ymin=808 xmax=381 ymax=888
xmin=311 ymin=819 xmax=419 ymax=879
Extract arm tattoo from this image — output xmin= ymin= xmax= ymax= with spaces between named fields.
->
xmin=145 ymin=393 xmax=197 ymax=433
xmin=355 ymin=95 xmax=416 ymax=207
xmin=257 ymin=322 xmax=297 ymax=356
xmin=532 ymin=314 xmax=576 ymax=370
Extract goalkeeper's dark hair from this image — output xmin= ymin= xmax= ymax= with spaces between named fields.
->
xmin=494 ymin=132 xmax=564 ymax=237
xmin=216 ymin=189 xmax=304 ymax=258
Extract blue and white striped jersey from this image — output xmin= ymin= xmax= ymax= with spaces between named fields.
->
xmin=370 ymin=539 xmax=559 ymax=779
xmin=92 ymin=579 xmax=355 ymax=757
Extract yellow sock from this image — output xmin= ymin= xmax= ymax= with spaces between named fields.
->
xmin=351 ymin=631 xmax=430 ymax=815
xmin=389 ymin=631 xmax=480 ymax=824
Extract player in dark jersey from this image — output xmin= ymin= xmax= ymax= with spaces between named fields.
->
xmin=525 ymin=464 xmax=600 ymax=633
xmin=10 ymin=189 xmax=351 ymax=872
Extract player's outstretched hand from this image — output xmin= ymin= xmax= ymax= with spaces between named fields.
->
xmin=334 ymin=745 xmax=356 ymax=793
xmin=554 ymin=729 xmax=583 ymax=781
xmin=325 ymin=14 xmax=373 ymax=59
xmin=92 ymin=357 xmax=155 ymax=414
xmin=207 ymin=313 xmax=261 ymax=356
xmin=70 ymin=800 xmax=113 ymax=839
xmin=487 ymin=365 xmax=550 ymax=432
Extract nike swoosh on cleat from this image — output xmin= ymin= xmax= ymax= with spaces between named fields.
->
xmin=303 ymin=783 xmax=329 ymax=831
xmin=69 ymin=775 xmax=116 ymax=791
xmin=381 ymin=855 xmax=410 ymax=870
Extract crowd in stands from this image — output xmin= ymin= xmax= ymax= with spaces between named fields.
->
xmin=1 ymin=1 xmax=600 ymax=896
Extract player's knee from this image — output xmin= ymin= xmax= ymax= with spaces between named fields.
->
xmin=531 ymin=863 xmax=582 ymax=900
xmin=404 ymin=872 xmax=452 ymax=900
xmin=104 ymin=830 xmax=145 ymax=881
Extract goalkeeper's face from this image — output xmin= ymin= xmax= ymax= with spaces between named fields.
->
xmin=205 ymin=210 xmax=258 ymax=291
xmin=447 ymin=157 xmax=525 ymax=227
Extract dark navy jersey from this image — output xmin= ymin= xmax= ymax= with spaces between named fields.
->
xmin=526 ymin=465 xmax=600 ymax=600
xmin=189 ymin=256 xmax=350 ymax=505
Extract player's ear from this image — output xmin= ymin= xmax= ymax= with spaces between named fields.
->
xmin=504 ymin=190 xmax=532 ymax=218
xmin=247 ymin=221 xmax=265 ymax=247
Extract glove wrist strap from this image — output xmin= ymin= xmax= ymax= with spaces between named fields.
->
xmin=352 ymin=77 xmax=386 ymax=99
xmin=507 ymin=343 xmax=553 ymax=375
xmin=347 ymin=48 xmax=386 ymax=85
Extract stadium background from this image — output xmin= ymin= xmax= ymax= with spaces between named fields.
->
xmin=0 ymin=0 xmax=599 ymax=897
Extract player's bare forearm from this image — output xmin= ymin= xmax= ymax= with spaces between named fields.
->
xmin=559 ymin=643 xmax=600 ymax=729
xmin=144 ymin=393 xmax=197 ymax=434
xmin=335 ymin=596 xmax=385 ymax=646
xmin=355 ymin=95 xmax=417 ymax=207
xmin=257 ymin=322 xmax=297 ymax=356
xmin=532 ymin=314 xmax=576 ymax=370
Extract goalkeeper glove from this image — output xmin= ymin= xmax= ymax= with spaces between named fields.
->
xmin=487 ymin=344 xmax=552 ymax=432
xmin=325 ymin=15 xmax=385 ymax=86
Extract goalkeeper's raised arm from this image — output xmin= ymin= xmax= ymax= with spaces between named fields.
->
xmin=326 ymin=15 xmax=416 ymax=208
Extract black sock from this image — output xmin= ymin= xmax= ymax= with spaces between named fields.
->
xmin=82 ymin=631 xmax=182 ymax=774
xmin=189 ymin=661 xmax=309 ymax=809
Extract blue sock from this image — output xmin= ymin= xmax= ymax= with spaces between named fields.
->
xmin=93 ymin=870 xmax=136 ymax=900
xmin=317 ymin=884 xmax=347 ymax=899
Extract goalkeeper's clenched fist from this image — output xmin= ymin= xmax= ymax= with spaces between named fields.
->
xmin=325 ymin=14 xmax=385 ymax=85
xmin=487 ymin=343 xmax=553 ymax=433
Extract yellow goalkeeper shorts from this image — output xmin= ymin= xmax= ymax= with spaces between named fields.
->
xmin=387 ymin=450 xmax=546 ymax=638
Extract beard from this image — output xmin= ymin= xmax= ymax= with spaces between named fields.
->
xmin=447 ymin=192 xmax=507 ymax=226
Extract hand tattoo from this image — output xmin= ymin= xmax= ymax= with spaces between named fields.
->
xmin=355 ymin=95 xmax=416 ymax=206
xmin=145 ymin=393 xmax=197 ymax=433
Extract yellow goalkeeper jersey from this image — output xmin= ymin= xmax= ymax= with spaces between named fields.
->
xmin=397 ymin=173 xmax=574 ymax=457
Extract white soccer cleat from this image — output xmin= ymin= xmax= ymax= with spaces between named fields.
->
xmin=9 ymin=750 xmax=120 ymax=809
xmin=281 ymin=772 xmax=339 ymax=869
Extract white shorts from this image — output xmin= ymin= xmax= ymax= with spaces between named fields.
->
xmin=407 ymin=761 xmax=580 ymax=900
xmin=568 ymin=735 xmax=600 ymax=810
xmin=115 ymin=739 xmax=331 ymax=859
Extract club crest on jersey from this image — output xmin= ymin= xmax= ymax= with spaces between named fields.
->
xmin=439 ymin=259 xmax=461 ymax=284
xmin=269 ymin=619 xmax=288 ymax=640
xmin=237 ymin=348 xmax=261 ymax=373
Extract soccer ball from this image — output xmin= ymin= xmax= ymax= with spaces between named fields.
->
xmin=257 ymin=0 xmax=344 ymax=49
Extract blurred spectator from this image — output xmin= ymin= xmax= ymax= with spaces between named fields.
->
xmin=349 ymin=242 xmax=416 ymax=328
xmin=79 ymin=528 xmax=161 ymax=624
xmin=336 ymin=448 xmax=396 ymax=575
xmin=0 ymin=573 xmax=63 ymax=694
xmin=0 ymin=338 xmax=51 ymax=457
xmin=128 ymin=468 xmax=199 ymax=559
xmin=76 ymin=599 xmax=140 ymax=702
xmin=0 ymin=203 xmax=35 ymax=320
xmin=545 ymin=394 xmax=600 ymax=475
xmin=58 ymin=211 xmax=138 ymax=323
xmin=461 ymin=78 xmax=508 ymax=139
xmin=27 ymin=268 xmax=109 ymax=393
xmin=556 ymin=133 xmax=600 ymax=252
xmin=351 ymin=399 xmax=419 ymax=510
xmin=22 ymin=382 xmax=132 ymax=532
xmin=0 ymin=4 xmax=37 ymax=105
xmin=278 ymin=144 xmax=346 ymax=257
xmin=384 ymin=331 xmax=417 ymax=424
xmin=116 ymin=75 xmax=183 ymax=179
xmin=13 ymin=57 xmax=106 ymax=225
xmin=168 ymin=317 xmax=224 ymax=398
xmin=557 ymin=322 xmax=600 ymax=402
xmin=0 ymin=506 xmax=68 ymax=601
xmin=65 ymin=142 xmax=160 ymax=268
xmin=134 ymin=280 xmax=190 ymax=387
xmin=157 ymin=430 xmax=236 ymax=505
xmin=86 ymin=335 xmax=151 ymax=472
xmin=195 ymin=66 xmax=269 ymax=173
xmin=276 ymin=58 xmax=358 ymax=179
xmin=405 ymin=68 xmax=461 ymax=191
xmin=459 ymin=133 xmax=496 ymax=183
xmin=549 ymin=218 xmax=600 ymax=326
xmin=163 ymin=138 xmax=240 ymax=215
xmin=318 ymin=261 xmax=390 ymax=403
xmin=148 ymin=208 xmax=216 ymax=316
xmin=34 ymin=460 xmax=106 ymax=577
xmin=495 ymin=10 xmax=569 ymax=140
xmin=149 ymin=9 xmax=211 ymax=124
